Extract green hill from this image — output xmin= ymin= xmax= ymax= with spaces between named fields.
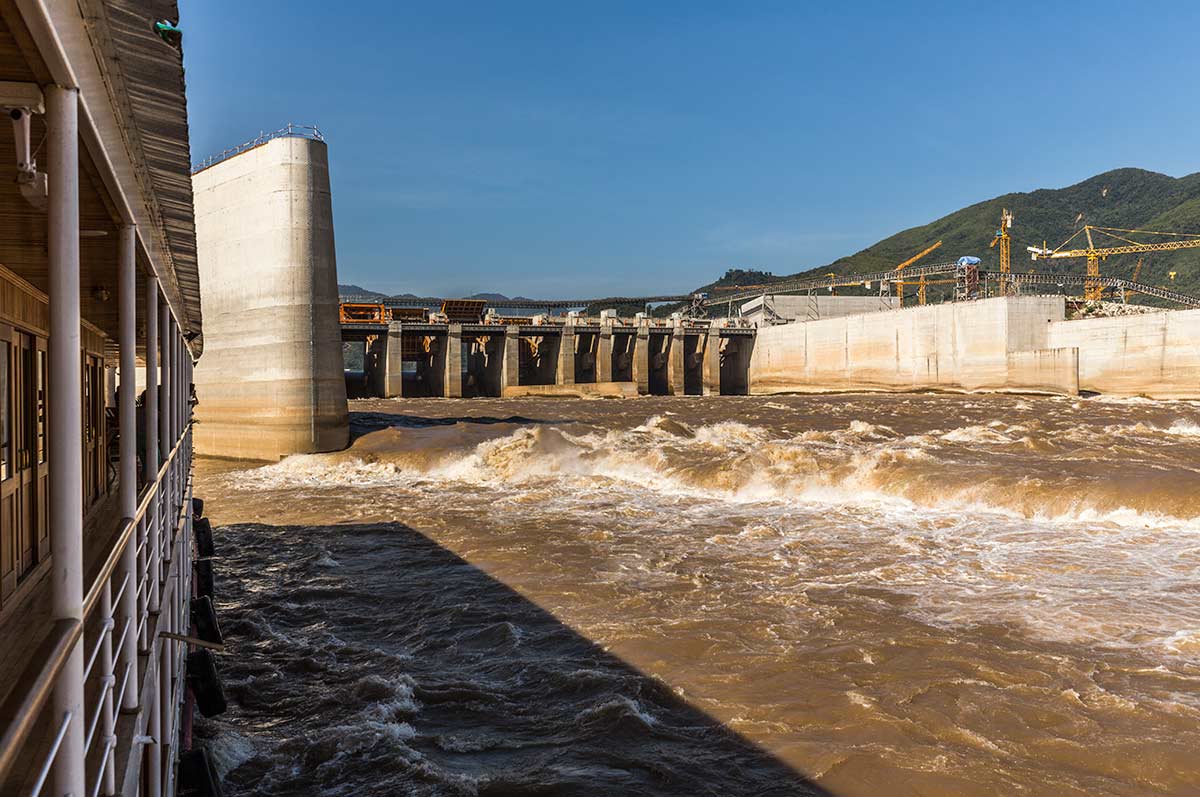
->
xmin=786 ymin=168 xmax=1200 ymax=301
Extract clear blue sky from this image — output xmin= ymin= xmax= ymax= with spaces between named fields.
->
xmin=183 ymin=1 xmax=1200 ymax=299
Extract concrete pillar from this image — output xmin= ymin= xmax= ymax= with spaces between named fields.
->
xmin=46 ymin=84 xmax=86 ymax=797
xmin=703 ymin=327 xmax=721 ymax=395
xmin=557 ymin=326 xmax=576 ymax=385
xmin=444 ymin=323 xmax=463 ymax=397
xmin=634 ymin=324 xmax=649 ymax=395
xmin=503 ymin=326 xmax=520 ymax=389
xmin=598 ymin=323 xmax=613 ymax=383
xmin=668 ymin=328 xmax=685 ymax=395
xmin=192 ymin=135 xmax=349 ymax=460
xmin=385 ymin=322 xmax=404 ymax=397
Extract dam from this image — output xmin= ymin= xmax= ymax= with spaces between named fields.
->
xmin=342 ymin=293 xmax=1200 ymax=400
xmin=342 ymin=306 xmax=757 ymax=398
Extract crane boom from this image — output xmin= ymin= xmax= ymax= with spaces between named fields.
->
xmin=895 ymin=240 xmax=943 ymax=272
xmin=893 ymin=240 xmax=942 ymax=306
xmin=1032 ymin=237 xmax=1200 ymax=259
xmin=1028 ymin=226 xmax=1200 ymax=302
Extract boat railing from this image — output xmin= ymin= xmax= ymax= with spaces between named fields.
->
xmin=0 ymin=423 xmax=195 ymax=796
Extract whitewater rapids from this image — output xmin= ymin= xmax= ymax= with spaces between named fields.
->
xmin=194 ymin=393 xmax=1200 ymax=796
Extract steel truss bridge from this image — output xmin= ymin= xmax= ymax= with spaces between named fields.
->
xmin=341 ymin=261 xmax=1200 ymax=318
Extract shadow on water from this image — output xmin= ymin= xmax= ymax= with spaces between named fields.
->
xmin=198 ymin=521 xmax=831 ymax=796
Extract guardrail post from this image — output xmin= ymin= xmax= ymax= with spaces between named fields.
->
xmin=47 ymin=82 xmax=87 ymax=797
xmin=99 ymin=583 xmax=117 ymax=795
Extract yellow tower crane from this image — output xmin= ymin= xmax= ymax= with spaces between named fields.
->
xmin=1029 ymin=227 xmax=1200 ymax=302
xmin=893 ymin=240 xmax=942 ymax=307
xmin=989 ymin=208 xmax=1013 ymax=294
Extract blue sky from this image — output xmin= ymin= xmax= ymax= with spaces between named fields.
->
xmin=183 ymin=1 xmax=1200 ymax=299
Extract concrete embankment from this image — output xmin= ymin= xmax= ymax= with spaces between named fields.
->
xmin=748 ymin=295 xmax=1080 ymax=396
xmin=1047 ymin=308 xmax=1200 ymax=399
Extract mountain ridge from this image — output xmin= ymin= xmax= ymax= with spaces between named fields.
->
xmin=341 ymin=167 xmax=1200 ymax=306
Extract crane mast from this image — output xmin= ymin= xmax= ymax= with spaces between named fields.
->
xmin=988 ymin=208 xmax=1014 ymax=295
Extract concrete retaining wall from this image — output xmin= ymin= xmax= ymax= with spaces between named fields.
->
xmin=1047 ymin=309 xmax=1200 ymax=398
xmin=192 ymin=136 xmax=349 ymax=460
xmin=741 ymin=294 xmax=898 ymax=324
xmin=749 ymin=295 xmax=1076 ymax=395
xmin=501 ymin=382 xmax=639 ymax=398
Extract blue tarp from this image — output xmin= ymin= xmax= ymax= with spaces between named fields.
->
xmin=957 ymin=256 xmax=981 ymax=266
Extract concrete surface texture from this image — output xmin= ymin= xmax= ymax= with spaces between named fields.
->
xmin=192 ymin=135 xmax=348 ymax=460
xmin=1047 ymin=308 xmax=1200 ymax=398
xmin=748 ymin=295 xmax=1079 ymax=395
xmin=740 ymin=294 xmax=899 ymax=324
xmin=501 ymin=382 xmax=639 ymax=398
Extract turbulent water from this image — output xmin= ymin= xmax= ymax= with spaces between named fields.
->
xmin=194 ymin=394 xmax=1200 ymax=796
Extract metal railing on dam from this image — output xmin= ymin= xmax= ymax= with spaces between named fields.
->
xmin=192 ymin=122 xmax=326 ymax=173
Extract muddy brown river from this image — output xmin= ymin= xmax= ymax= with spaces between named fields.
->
xmin=194 ymin=394 xmax=1200 ymax=796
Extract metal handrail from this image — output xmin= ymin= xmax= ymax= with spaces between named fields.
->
xmin=0 ymin=422 xmax=193 ymax=785
xmin=82 ymin=423 xmax=192 ymax=620
xmin=191 ymin=123 xmax=325 ymax=173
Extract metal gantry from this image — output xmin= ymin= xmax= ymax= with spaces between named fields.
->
xmin=1028 ymin=226 xmax=1200 ymax=302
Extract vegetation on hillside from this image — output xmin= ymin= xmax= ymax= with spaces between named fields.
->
xmin=788 ymin=168 xmax=1200 ymax=301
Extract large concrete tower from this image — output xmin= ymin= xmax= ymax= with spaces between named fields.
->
xmin=192 ymin=131 xmax=348 ymax=460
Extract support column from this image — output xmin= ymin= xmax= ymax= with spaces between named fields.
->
xmin=144 ymin=282 xmax=159 ymax=611
xmin=598 ymin=322 xmax=613 ymax=383
xmin=634 ymin=323 xmax=649 ymax=395
xmin=702 ymin=327 xmax=721 ymax=396
xmin=668 ymin=328 xmax=685 ymax=395
xmin=503 ymin=326 xmax=520 ymax=391
xmin=385 ymin=322 xmax=404 ymax=397
xmin=144 ymin=283 xmax=162 ymax=796
xmin=47 ymin=83 xmax=86 ymax=797
xmin=444 ymin=323 xmax=463 ymax=398
xmin=175 ymin=330 xmax=183 ymax=440
xmin=117 ymin=224 xmax=139 ymax=711
xmin=160 ymin=303 xmax=172 ymax=462
xmin=557 ymin=326 xmax=575 ymax=385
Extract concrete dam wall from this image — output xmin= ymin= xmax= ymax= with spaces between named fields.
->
xmin=193 ymin=135 xmax=349 ymax=460
xmin=1047 ymin=308 xmax=1200 ymax=399
xmin=748 ymin=296 xmax=1080 ymax=395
